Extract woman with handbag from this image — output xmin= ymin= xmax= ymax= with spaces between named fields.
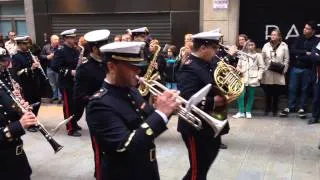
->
xmin=261 ymin=29 xmax=290 ymax=116
xmin=232 ymin=40 xmax=265 ymax=119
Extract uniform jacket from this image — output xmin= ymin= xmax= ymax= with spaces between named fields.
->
xmin=11 ymin=50 xmax=42 ymax=102
xmin=74 ymin=55 xmax=106 ymax=103
xmin=86 ymin=82 xmax=167 ymax=180
xmin=51 ymin=44 xmax=79 ymax=89
xmin=261 ymin=42 xmax=289 ymax=85
xmin=177 ymin=54 xmax=229 ymax=136
xmin=237 ymin=52 xmax=265 ymax=87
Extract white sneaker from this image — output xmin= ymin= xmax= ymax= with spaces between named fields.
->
xmin=232 ymin=112 xmax=245 ymax=118
xmin=246 ymin=112 xmax=252 ymax=119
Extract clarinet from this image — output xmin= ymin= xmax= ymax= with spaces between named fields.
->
xmin=0 ymin=80 xmax=63 ymax=153
xmin=29 ymin=51 xmax=49 ymax=81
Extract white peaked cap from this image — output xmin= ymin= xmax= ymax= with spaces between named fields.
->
xmin=84 ymin=29 xmax=111 ymax=42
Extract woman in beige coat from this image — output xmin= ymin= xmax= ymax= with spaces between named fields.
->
xmin=261 ymin=29 xmax=289 ymax=116
xmin=233 ymin=40 xmax=265 ymax=119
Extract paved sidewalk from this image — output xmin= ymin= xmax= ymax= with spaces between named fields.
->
xmin=24 ymin=104 xmax=320 ymax=180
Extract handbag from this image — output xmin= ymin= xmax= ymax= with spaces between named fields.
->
xmin=267 ymin=42 xmax=285 ymax=74
xmin=268 ymin=61 xmax=285 ymax=74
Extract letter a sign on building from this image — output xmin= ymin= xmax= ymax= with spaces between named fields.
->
xmin=213 ymin=0 xmax=229 ymax=9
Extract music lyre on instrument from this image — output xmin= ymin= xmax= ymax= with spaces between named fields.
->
xmin=136 ymin=76 xmax=227 ymax=137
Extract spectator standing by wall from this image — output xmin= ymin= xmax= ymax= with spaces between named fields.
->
xmin=232 ymin=40 xmax=265 ymax=119
xmin=261 ymin=29 xmax=289 ymax=116
xmin=280 ymin=21 xmax=319 ymax=119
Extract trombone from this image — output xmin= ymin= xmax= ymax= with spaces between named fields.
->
xmin=136 ymin=76 xmax=228 ymax=137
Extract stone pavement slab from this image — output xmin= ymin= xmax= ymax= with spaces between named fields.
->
xmin=23 ymin=104 xmax=320 ymax=180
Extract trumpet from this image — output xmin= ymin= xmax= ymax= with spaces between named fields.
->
xmin=136 ymin=76 xmax=228 ymax=137
xmin=219 ymin=43 xmax=255 ymax=59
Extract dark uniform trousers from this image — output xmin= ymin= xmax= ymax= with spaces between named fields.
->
xmin=0 ymin=83 xmax=32 ymax=180
xmin=178 ymin=54 xmax=228 ymax=180
xmin=74 ymin=56 xmax=106 ymax=177
xmin=86 ymin=82 xmax=167 ymax=180
xmin=51 ymin=44 xmax=80 ymax=133
xmin=11 ymin=51 xmax=42 ymax=115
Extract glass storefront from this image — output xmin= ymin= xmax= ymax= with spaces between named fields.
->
xmin=0 ymin=3 xmax=26 ymax=39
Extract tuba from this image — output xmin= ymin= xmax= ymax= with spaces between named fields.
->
xmin=138 ymin=44 xmax=161 ymax=96
xmin=214 ymin=55 xmax=244 ymax=103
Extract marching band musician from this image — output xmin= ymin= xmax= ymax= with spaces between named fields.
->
xmin=147 ymin=39 xmax=166 ymax=84
xmin=0 ymin=48 xmax=38 ymax=180
xmin=86 ymin=41 xmax=180 ymax=180
xmin=73 ymin=29 xmax=110 ymax=178
xmin=51 ymin=29 xmax=81 ymax=137
xmin=177 ymin=30 xmax=229 ymax=180
xmin=11 ymin=36 xmax=42 ymax=133
xmin=130 ymin=27 xmax=152 ymax=74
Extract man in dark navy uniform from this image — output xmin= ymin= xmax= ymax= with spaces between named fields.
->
xmin=0 ymin=49 xmax=38 ymax=180
xmin=86 ymin=41 xmax=180 ymax=180
xmin=11 ymin=36 xmax=42 ymax=133
xmin=51 ymin=29 xmax=81 ymax=137
xmin=130 ymin=27 xmax=152 ymax=75
xmin=177 ymin=30 xmax=229 ymax=180
xmin=73 ymin=29 xmax=110 ymax=177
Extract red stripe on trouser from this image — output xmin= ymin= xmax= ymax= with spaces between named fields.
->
xmin=92 ymin=137 xmax=101 ymax=180
xmin=63 ymin=90 xmax=72 ymax=132
xmin=189 ymin=136 xmax=197 ymax=180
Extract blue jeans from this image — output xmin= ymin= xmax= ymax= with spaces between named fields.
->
xmin=312 ymin=81 xmax=320 ymax=119
xmin=288 ymin=67 xmax=312 ymax=111
xmin=47 ymin=67 xmax=61 ymax=100
xmin=166 ymin=82 xmax=177 ymax=89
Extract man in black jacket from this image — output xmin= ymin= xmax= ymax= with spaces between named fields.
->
xmin=86 ymin=41 xmax=180 ymax=180
xmin=40 ymin=35 xmax=61 ymax=103
xmin=51 ymin=29 xmax=80 ymax=137
xmin=280 ymin=21 xmax=320 ymax=118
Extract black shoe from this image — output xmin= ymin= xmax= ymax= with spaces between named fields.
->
xmin=308 ymin=118 xmax=319 ymax=125
xmin=75 ymin=125 xmax=82 ymax=131
xmin=298 ymin=109 xmax=307 ymax=119
xmin=68 ymin=131 xmax=82 ymax=137
xmin=27 ymin=126 xmax=38 ymax=132
xmin=279 ymin=108 xmax=289 ymax=117
xmin=219 ymin=143 xmax=228 ymax=149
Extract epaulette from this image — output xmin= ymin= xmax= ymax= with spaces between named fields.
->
xmin=58 ymin=46 xmax=64 ymax=50
xmin=81 ymin=57 xmax=88 ymax=64
xmin=89 ymin=88 xmax=108 ymax=100
xmin=184 ymin=59 xmax=193 ymax=65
